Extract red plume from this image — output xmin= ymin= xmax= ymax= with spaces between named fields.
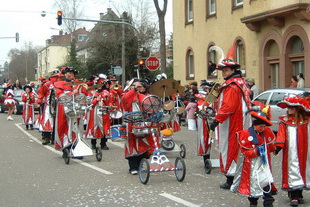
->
xmin=226 ymin=43 xmax=237 ymax=60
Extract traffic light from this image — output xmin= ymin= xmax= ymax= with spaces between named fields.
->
xmin=15 ymin=32 xmax=19 ymax=42
xmin=138 ymin=59 xmax=145 ymax=70
xmin=57 ymin=11 xmax=63 ymax=26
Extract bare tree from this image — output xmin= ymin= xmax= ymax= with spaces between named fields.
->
xmin=7 ymin=42 xmax=37 ymax=84
xmin=53 ymin=0 xmax=84 ymax=33
xmin=112 ymin=0 xmax=159 ymax=56
xmin=153 ymin=0 xmax=168 ymax=73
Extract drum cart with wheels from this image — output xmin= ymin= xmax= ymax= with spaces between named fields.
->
xmin=58 ymin=93 xmax=103 ymax=165
xmin=124 ymin=94 xmax=186 ymax=184
xmin=160 ymin=134 xmax=186 ymax=159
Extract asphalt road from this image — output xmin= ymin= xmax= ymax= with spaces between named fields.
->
xmin=0 ymin=113 xmax=308 ymax=207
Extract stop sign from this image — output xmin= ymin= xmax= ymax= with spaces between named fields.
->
xmin=145 ymin=56 xmax=160 ymax=71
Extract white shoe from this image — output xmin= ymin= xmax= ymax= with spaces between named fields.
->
xmin=130 ymin=170 xmax=138 ymax=175
xmin=8 ymin=116 xmax=14 ymax=121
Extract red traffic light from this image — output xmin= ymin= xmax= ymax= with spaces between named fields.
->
xmin=57 ymin=11 xmax=63 ymax=26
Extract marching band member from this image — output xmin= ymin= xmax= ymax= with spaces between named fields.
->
xmin=38 ymin=72 xmax=62 ymax=145
xmin=122 ymin=80 xmax=156 ymax=175
xmin=34 ymin=77 xmax=47 ymax=130
xmin=4 ymin=83 xmax=16 ymax=121
xmin=53 ymin=67 xmax=87 ymax=150
xmin=196 ymin=82 xmax=214 ymax=165
xmin=275 ymin=95 xmax=310 ymax=207
xmin=85 ymin=76 xmax=111 ymax=150
xmin=231 ymin=109 xmax=276 ymax=207
xmin=21 ymin=85 xmax=36 ymax=130
xmin=209 ymin=59 xmax=252 ymax=189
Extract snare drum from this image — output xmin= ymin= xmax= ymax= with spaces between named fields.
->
xmin=132 ymin=122 xmax=151 ymax=137
xmin=110 ymin=110 xmax=122 ymax=120
xmin=110 ymin=125 xmax=127 ymax=142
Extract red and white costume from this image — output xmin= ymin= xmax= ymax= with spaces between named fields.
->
xmin=4 ymin=88 xmax=16 ymax=105
xmin=122 ymin=89 xmax=156 ymax=158
xmin=37 ymin=80 xmax=55 ymax=132
xmin=215 ymin=77 xmax=252 ymax=176
xmin=21 ymin=91 xmax=36 ymax=125
xmin=276 ymin=116 xmax=310 ymax=190
xmin=85 ymin=89 xmax=113 ymax=139
xmin=196 ymin=94 xmax=212 ymax=156
xmin=231 ymin=127 xmax=276 ymax=197
xmin=54 ymin=80 xmax=87 ymax=150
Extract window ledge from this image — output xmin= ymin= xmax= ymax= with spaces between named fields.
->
xmin=185 ymin=20 xmax=194 ymax=26
xmin=206 ymin=13 xmax=216 ymax=20
xmin=232 ymin=4 xmax=243 ymax=11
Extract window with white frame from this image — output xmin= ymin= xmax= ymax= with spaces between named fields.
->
xmin=209 ymin=0 xmax=216 ymax=15
xmin=187 ymin=0 xmax=193 ymax=22
xmin=235 ymin=0 xmax=243 ymax=7
xmin=236 ymin=40 xmax=245 ymax=75
xmin=187 ymin=50 xmax=194 ymax=79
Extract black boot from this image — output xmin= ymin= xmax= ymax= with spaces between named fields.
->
xmin=42 ymin=132 xmax=51 ymax=145
xmin=26 ymin=125 xmax=29 ymax=130
xmin=100 ymin=137 xmax=109 ymax=150
xmin=220 ymin=176 xmax=234 ymax=190
xmin=30 ymin=124 xmax=33 ymax=130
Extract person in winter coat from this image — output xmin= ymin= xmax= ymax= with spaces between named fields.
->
xmin=231 ymin=109 xmax=276 ymax=207
xmin=185 ymin=96 xmax=197 ymax=130
xmin=275 ymin=95 xmax=310 ymax=207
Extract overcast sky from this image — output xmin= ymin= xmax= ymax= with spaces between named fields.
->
xmin=0 ymin=0 xmax=172 ymax=68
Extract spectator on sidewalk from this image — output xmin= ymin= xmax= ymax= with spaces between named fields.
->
xmin=246 ymin=78 xmax=259 ymax=100
xmin=289 ymin=75 xmax=298 ymax=88
xmin=297 ymin=73 xmax=305 ymax=88
xmin=185 ymin=96 xmax=198 ymax=130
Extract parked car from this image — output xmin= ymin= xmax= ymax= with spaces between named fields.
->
xmin=252 ymin=88 xmax=310 ymax=132
xmin=0 ymin=89 xmax=24 ymax=114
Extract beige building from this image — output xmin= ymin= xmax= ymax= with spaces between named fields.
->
xmin=173 ymin=0 xmax=310 ymax=91
xmin=37 ymin=28 xmax=89 ymax=78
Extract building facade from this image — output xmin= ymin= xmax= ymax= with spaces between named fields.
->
xmin=173 ymin=0 xmax=310 ymax=91
xmin=37 ymin=28 xmax=89 ymax=78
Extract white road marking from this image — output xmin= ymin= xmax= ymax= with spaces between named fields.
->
xmin=15 ymin=123 xmax=113 ymax=175
xmin=160 ymin=192 xmax=200 ymax=207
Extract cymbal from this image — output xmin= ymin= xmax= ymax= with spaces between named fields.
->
xmin=87 ymin=84 xmax=103 ymax=91
xmin=149 ymin=79 xmax=180 ymax=98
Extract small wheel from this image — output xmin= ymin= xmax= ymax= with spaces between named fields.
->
xmin=96 ymin=147 xmax=102 ymax=162
xmin=175 ymin=157 xmax=186 ymax=182
xmin=179 ymin=144 xmax=186 ymax=158
xmin=139 ymin=158 xmax=150 ymax=184
xmin=161 ymin=140 xmax=175 ymax=150
xmin=204 ymin=159 xmax=212 ymax=174
xmin=63 ymin=149 xmax=70 ymax=165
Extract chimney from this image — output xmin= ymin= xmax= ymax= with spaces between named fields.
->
xmin=99 ymin=13 xmax=104 ymax=20
xmin=59 ymin=30 xmax=63 ymax=36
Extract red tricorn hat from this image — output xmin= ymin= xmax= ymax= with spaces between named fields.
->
xmin=250 ymin=110 xmax=273 ymax=126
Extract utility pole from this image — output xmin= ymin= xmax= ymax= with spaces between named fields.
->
xmin=121 ymin=16 xmax=126 ymax=87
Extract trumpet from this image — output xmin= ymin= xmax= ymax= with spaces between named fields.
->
xmin=112 ymin=81 xmax=120 ymax=90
